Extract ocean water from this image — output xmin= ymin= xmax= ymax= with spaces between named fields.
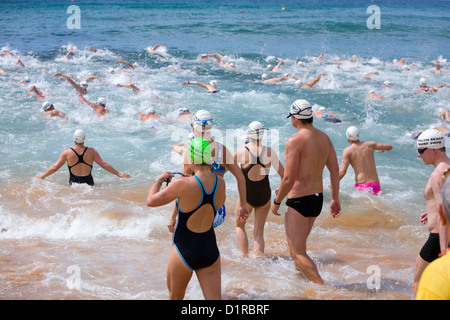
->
xmin=0 ymin=0 xmax=449 ymax=300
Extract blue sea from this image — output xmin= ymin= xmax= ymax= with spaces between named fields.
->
xmin=0 ymin=0 xmax=449 ymax=300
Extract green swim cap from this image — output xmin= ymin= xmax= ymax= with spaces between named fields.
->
xmin=188 ymin=138 xmax=212 ymax=164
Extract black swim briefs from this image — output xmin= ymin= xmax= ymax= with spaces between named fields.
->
xmin=419 ymin=233 xmax=441 ymax=263
xmin=286 ymin=193 xmax=323 ymax=218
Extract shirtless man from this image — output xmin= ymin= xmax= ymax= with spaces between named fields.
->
xmin=412 ymin=129 xmax=450 ymax=296
xmin=415 ymin=78 xmax=449 ymax=93
xmin=35 ymin=129 xmax=130 ymax=185
xmin=365 ymin=90 xmax=386 ymax=100
xmin=138 ymin=108 xmax=162 ymax=121
xmin=78 ymin=95 xmax=108 ymax=117
xmin=271 ymin=99 xmax=341 ymax=284
xmin=41 ymin=101 xmax=67 ymax=119
xmin=182 ymin=80 xmax=218 ymax=93
xmin=339 ymin=126 xmax=392 ymax=195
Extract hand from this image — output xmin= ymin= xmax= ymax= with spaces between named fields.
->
xmin=118 ymin=172 xmax=131 ymax=178
xmin=330 ymin=199 xmax=341 ymax=218
xmin=35 ymin=174 xmax=44 ymax=179
xmin=237 ymin=203 xmax=250 ymax=222
xmin=158 ymin=171 xmax=174 ymax=185
xmin=271 ymin=203 xmax=281 ymax=216
xmin=167 ymin=217 xmax=176 ymax=233
xmin=420 ymin=212 xmax=428 ymax=224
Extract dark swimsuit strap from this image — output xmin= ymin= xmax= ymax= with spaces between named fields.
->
xmin=68 ymin=147 xmax=93 ymax=170
xmin=243 ymin=146 xmax=268 ymax=172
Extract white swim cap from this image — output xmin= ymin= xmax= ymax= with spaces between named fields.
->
xmin=80 ymin=81 xmax=88 ymax=88
xmin=147 ymin=107 xmax=155 ymax=114
xmin=417 ymin=129 xmax=445 ymax=149
xmin=178 ymin=107 xmax=189 ymax=115
xmin=247 ymin=121 xmax=268 ymax=140
xmin=346 ymin=126 xmax=359 ymax=141
xmin=287 ymin=99 xmax=312 ymax=119
xmin=318 ymin=106 xmax=326 ymax=112
xmin=41 ymin=101 xmax=52 ymax=111
xmin=209 ymin=80 xmax=218 ymax=87
xmin=24 ymin=76 xmax=30 ymax=83
xmin=419 ymin=78 xmax=427 ymax=87
xmin=261 ymin=73 xmax=268 ymax=80
xmin=97 ymin=98 xmax=106 ymax=106
xmin=192 ymin=109 xmax=213 ymax=132
xmin=73 ymin=129 xmax=85 ymax=144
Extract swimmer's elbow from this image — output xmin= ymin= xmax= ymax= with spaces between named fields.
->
xmin=146 ymin=198 xmax=154 ymax=207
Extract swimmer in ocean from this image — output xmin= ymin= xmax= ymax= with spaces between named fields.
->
xmin=312 ymin=106 xmax=342 ymax=123
xmin=182 ymin=80 xmax=219 ymax=93
xmin=339 ymin=126 xmax=392 ymax=195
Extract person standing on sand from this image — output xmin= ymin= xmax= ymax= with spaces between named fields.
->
xmin=416 ymin=171 xmax=450 ymax=300
xmin=339 ymin=126 xmax=393 ymax=195
xmin=271 ymin=99 xmax=341 ymax=284
xmin=234 ymin=121 xmax=284 ymax=257
xmin=147 ymin=138 xmax=225 ymax=300
xmin=412 ymin=129 xmax=450 ymax=297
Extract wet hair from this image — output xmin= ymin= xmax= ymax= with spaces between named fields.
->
xmin=299 ymin=117 xmax=313 ymax=125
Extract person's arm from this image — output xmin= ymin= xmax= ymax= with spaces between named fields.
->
xmin=49 ymin=109 xmax=68 ymax=119
xmin=85 ymin=75 xmax=102 ymax=83
xmin=115 ymin=60 xmax=136 ymax=69
xmin=301 ymin=73 xmax=325 ymax=88
xmin=27 ymin=85 xmax=44 ymax=98
xmin=182 ymin=81 xmax=208 ymax=89
xmin=374 ymin=142 xmax=393 ymax=153
xmin=272 ymin=137 xmax=299 ymax=216
xmin=339 ymin=149 xmax=350 ymax=181
xmin=78 ymin=95 xmax=100 ymax=110
xmin=223 ymin=146 xmax=249 ymax=222
xmin=55 ymin=73 xmax=87 ymax=95
xmin=116 ymin=83 xmax=140 ymax=92
xmin=92 ymin=149 xmax=131 ymax=178
xmin=147 ymin=172 xmax=179 ymax=207
xmin=430 ymin=171 xmax=448 ymax=253
xmin=267 ymin=147 xmax=285 ymax=179
xmin=326 ymin=141 xmax=341 ymax=218
xmin=35 ymin=151 xmax=67 ymax=179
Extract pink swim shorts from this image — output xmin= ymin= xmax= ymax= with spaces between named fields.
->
xmin=354 ymin=182 xmax=381 ymax=195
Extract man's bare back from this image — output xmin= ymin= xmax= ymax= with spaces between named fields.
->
xmin=339 ymin=127 xmax=392 ymax=185
xmin=287 ymin=126 xmax=334 ymax=198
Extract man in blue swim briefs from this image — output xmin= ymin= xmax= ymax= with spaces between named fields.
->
xmin=272 ymin=99 xmax=341 ymax=284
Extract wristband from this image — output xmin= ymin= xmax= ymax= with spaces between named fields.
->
xmin=274 ymin=199 xmax=281 ymax=205
xmin=155 ymin=178 xmax=163 ymax=184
